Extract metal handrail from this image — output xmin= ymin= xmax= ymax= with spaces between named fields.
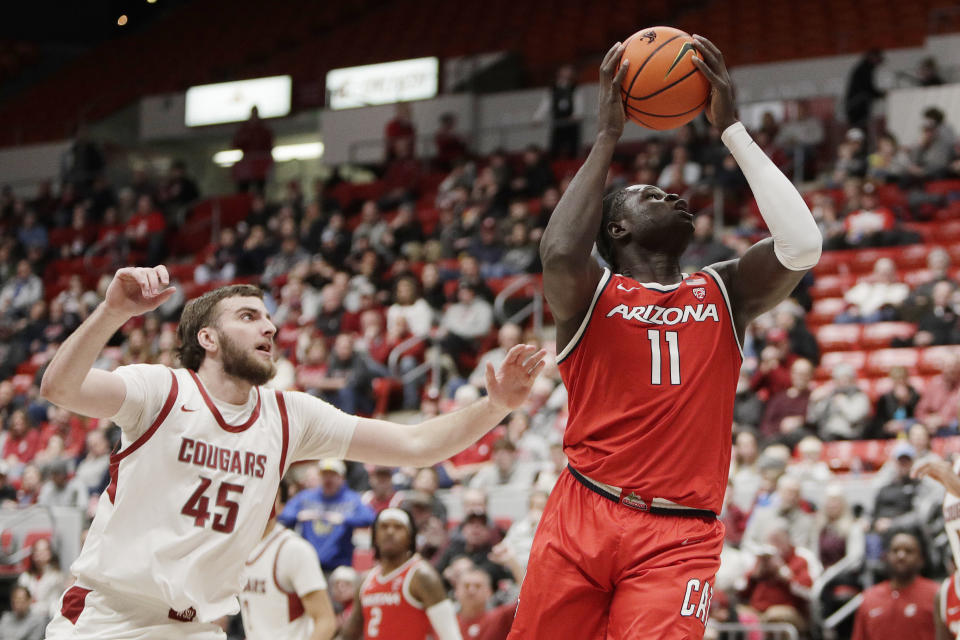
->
xmin=493 ymin=274 xmax=543 ymax=336
xmin=823 ymin=592 xmax=864 ymax=631
xmin=387 ymin=333 xmax=441 ymax=396
xmin=809 ymin=550 xmax=864 ymax=627
xmin=710 ymin=622 xmax=800 ymax=639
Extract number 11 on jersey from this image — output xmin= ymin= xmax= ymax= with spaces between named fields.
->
xmin=647 ymin=329 xmax=681 ymax=385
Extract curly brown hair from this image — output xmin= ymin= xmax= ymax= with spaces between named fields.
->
xmin=176 ymin=284 xmax=263 ymax=371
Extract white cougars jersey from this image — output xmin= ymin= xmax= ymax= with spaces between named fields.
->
xmin=70 ymin=364 xmax=356 ymax=622
xmin=944 ymin=457 xmax=960 ymax=573
xmin=240 ymin=526 xmax=328 ymax=640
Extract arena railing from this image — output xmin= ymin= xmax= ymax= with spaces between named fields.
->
xmin=493 ymin=274 xmax=543 ymax=336
xmin=387 ymin=333 xmax=443 ymax=398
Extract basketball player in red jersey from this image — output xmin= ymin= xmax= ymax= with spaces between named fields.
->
xmin=508 ymin=36 xmax=822 ymax=640
xmin=340 ymin=507 xmax=462 ymax=640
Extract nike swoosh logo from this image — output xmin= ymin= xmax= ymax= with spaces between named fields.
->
xmin=617 ymin=284 xmax=641 ymax=292
xmin=950 ymin=606 xmax=960 ymax=614
xmin=680 ymin=538 xmax=704 ymax=546
xmin=666 ymin=42 xmax=695 ymax=79
xmin=180 ymin=406 xmax=198 ymax=412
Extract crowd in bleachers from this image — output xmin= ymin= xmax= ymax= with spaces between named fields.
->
xmin=1 ymin=92 xmax=960 ymax=637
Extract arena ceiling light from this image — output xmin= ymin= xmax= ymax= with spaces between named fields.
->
xmin=186 ymin=75 xmax=292 ymax=127
xmin=212 ymin=142 xmax=324 ymax=167
xmin=326 ymin=57 xmax=438 ymax=110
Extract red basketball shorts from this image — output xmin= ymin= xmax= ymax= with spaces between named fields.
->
xmin=508 ymin=468 xmax=724 ymax=640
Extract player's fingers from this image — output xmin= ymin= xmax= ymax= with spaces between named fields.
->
xmin=523 ymin=348 xmax=548 ymax=369
xmin=691 ymin=56 xmax=721 ymax=86
xmin=155 ymin=264 xmax=170 ymax=288
xmin=132 ymin=269 xmax=151 ymax=298
xmin=613 ymin=59 xmax=630 ymax=88
xmin=144 ymin=268 xmax=161 ymax=296
xmin=600 ymin=41 xmax=623 ymax=73
xmin=528 ymin=360 xmax=547 ymax=379
xmin=506 ymin=344 xmax=526 ymax=365
xmin=690 ymin=41 xmax=719 ymax=74
xmin=693 ymin=34 xmax=724 ymax=62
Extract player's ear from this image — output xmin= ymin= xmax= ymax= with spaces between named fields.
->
xmin=607 ymin=220 xmax=628 ymax=240
xmin=197 ymin=327 xmax=217 ymax=351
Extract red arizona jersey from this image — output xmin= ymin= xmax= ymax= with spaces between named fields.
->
xmin=941 ymin=573 xmax=960 ymax=639
xmin=557 ymin=267 xmax=742 ymax=513
xmin=359 ymin=554 xmax=434 ymax=640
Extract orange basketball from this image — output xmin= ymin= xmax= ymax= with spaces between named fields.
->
xmin=617 ymin=26 xmax=710 ymax=131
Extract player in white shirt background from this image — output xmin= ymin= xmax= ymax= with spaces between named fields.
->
xmin=241 ymin=480 xmax=337 ymax=640
xmin=39 ymin=265 xmax=547 ymax=639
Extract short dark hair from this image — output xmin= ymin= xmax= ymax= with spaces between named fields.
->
xmin=176 ymin=284 xmax=264 ymax=371
xmin=371 ymin=508 xmax=418 ymax=561
xmin=597 ymin=188 xmax=628 ymax=272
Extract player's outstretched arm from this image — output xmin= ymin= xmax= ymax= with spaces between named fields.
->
xmin=913 ymin=459 xmax=960 ymax=497
xmin=345 ymin=345 xmax=546 ymax=467
xmin=336 ymin=590 xmax=364 ymax=640
xmin=301 ymin=588 xmax=337 ymax=640
xmin=410 ymin=565 xmax=463 ymax=640
xmin=40 ymin=266 xmax=176 ymax=418
xmin=539 ymin=42 xmax=628 ymax=326
xmin=691 ymin=36 xmax=822 ymax=336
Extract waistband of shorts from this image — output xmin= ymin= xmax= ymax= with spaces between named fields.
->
xmin=567 ymin=465 xmax=717 ymax=519
xmin=72 ymin=580 xmax=199 ymax=623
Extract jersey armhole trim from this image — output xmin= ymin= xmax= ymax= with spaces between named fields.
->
xmin=701 ymin=266 xmax=744 ymax=360
xmin=556 ymin=268 xmax=612 ymax=364
xmin=107 ymin=369 xmax=178 ymax=502
xmin=276 ymin=390 xmax=290 ymax=478
xmin=401 ymin=560 xmax=426 ymax=610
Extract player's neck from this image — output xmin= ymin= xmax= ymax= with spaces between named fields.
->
xmin=196 ymin=360 xmax=253 ymax=405
xmin=380 ymin=551 xmax=414 ymax=575
xmin=460 ymin=602 xmax=485 ymax=619
xmin=890 ymin=574 xmax=918 ymax=590
xmin=618 ymin=250 xmax=683 ymax=284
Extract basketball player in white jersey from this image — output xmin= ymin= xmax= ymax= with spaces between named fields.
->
xmin=39 ymin=266 xmax=546 ymax=639
xmin=241 ymin=481 xmax=336 ymax=640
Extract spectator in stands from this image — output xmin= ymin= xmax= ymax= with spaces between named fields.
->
xmin=868 ymin=133 xmax=912 ymax=184
xmin=808 ymin=363 xmax=872 ymax=441
xmin=262 ymin=236 xmax=310 ymax=285
xmin=125 ymin=194 xmax=166 ymax=264
xmin=775 ymin=310 xmax=819 ymax=365
xmin=437 ymin=511 xmax=513 ymax=588
xmin=535 ymin=64 xmax=582 ymax=158
xmin=907 ymin=107 xmax=957 ymax=181
xmin=775 ymin=101 xmax=825 ymax=180
xmin=832 ymin=129 xmax=869 ymax=183
xmin=16 ymin=211 xmax=47 ymax=253
xmin=3 ymin=409 xmax=40 ymax=472
xmin=194 ymin=227 xmax=240 ymax=285
xmin=18 ymin=538 xmax=64 ymax=621
xmin=469 ymin=437 xmax=534 ymax=490
xmin=456 ymin=566 xmax=516 ymax=640
xmin=843 ymin=182 xmax=897 ymax=248
xmin=39 ymin=406 xmax=86 ymax=460
xmin=458 ymin=254 xmax=495 ymax=303
xmin=511 ymin=146 xmax=554 ymax=199
xmin=396 ymin=467 xmax=448 ymax=523
xmin=729 ymin=430 xmax=763 ymax=513
xmin=872 ymin=443 xmax=926 ymax=536
xmin=468 ymin=324 xmax=522 ymax=389
xmin=787 ymin=436 xmax=833 ymax=504
xmin=0 ymin=461 xmax=17 ymax=507
xmin=434 ymin=113 xmax=468 ymax=171
xmin=330 ymin=565 xmax=358 ymax=630
xmin=315 ymin=284 xmax=347 ymax=338
xmin=0 ymin=585 xmax=46 ymax=640
xmin=737 ymin=519 xmax=817 ymax=635
xmin=750 ymin=344 xmax=792 ymax=402
xmin=841 ymin=257 xmax=909 ymax=322
xmin=379 ymin=139 xmax=422 ymax=210
xmin=323 ymin=333 xmax=376 ymax=415
xmin=903 ymin=248 xmax=954 ymax=322
xmin=60 ymin=124 xmax=105 ymax=197
xmin=733 ymin=370 xmax=764 ymax=432
xmin=851 ymin=529 xmax=938 ymax=640
xmin=385 ymin=102 xmax=416 ymax=162
xmin=680 ymin=214 xmax=734 ymax=272
xmin=361 ymin=466 xmax=396 ymax=514
xmin=657 ymin=145 xmax=701 ymax=191
xmin=387 ymin=275 xmax=434 ymax=337
xmin=439 ymin=282 xmax=494 ymax=372
xmin=278 ymin=459 xmax=375 ymax=572
xmin=74 ymin=429 xmax=110 ymax=495
xmin=37 ymin=459 xmax=86 ymax=510
xmin=0 ymin=260 xmax=43 ymax=321
xmin=231 ymin=106 xmax=274 ymax=194
xmin=814 ymin=484 xmax=865 ymax=570
xmin=912 ymin=280 xmax=960 ymax=346
xmin=158 ymin=160 xmax=200 ymax=212
xmin=743 ymin=474 xmax=816 ymax=552
xmin=501 ymin=489 xmax=549 ymax=572
xmin=17 ymin=464 xmax=41 ymax=506
xmin=504 ymin=410 xmax=549 ymax=464
xmin=844 ymin=49 xmax=885 ymax=131
xmin=759 ymin=358 xmax=813 ymax=446
xmin=471 ymin=218 xmax=506 ymax=277
xmin=916 ymin=353 xmax=960 ymax=435
xmin=500 ymin=223 xmax=539 ymax=275
xmin=868 ymin=366 xmax=920 ymax=438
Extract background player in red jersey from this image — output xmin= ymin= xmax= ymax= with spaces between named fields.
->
xmin=508 ymin=36 xmax=822 ymax=640
xmin=339 ymin=508 xmax=462 ymax=640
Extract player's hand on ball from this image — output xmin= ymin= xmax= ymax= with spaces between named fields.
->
xmin=104 ymin=266 xmax=176 ymax=319
xmin=690 ymin=35 xmax=737 ymax=131
xmin=597 ymin=41 xmax=630 ymax=140
xmin=485 ymin=345 xmax=547 ymax=412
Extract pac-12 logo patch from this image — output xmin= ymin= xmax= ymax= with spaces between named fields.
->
xmin=693 ymin=287 xmax=706 ymax=300
xmin=621 ymin=492 xmax=648 ymax=511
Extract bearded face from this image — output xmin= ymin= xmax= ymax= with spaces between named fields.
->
xmin=218 ymin=330 xmax=276 ymax=386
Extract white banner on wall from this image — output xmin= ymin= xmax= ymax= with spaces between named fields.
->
xmin=185 ymin=75 xmax=292 ymax=127
xmin=326 ymin=57 xmax=438 ymax=110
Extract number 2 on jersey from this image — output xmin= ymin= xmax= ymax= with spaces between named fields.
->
xmin=181 ymin=476 xmax=244 ymax=533
xmin=647 ymin=329 xmax=681 ymax=385
xmin=367 ymin=606 xmax=382 ymax=636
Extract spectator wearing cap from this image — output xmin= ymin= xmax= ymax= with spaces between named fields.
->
xmin=469 ymin=438 xmax=535 ymax=491
xmin=456 ymin=565 xmax=516 ymax=640
xmin=36 ymin=459 xmax=87 ymax=510
xmin=361 ymin=466 xmax=396 ymax=514
xmin=915 ymin=353 xmax=960 ymax=436
xmin=438 ymin=282 xmax=494 ymax=375
xmin=278 ymin=459 xmax=375 ymax=572
xmin=808 ymin=363 xmax=872 ymax=441
xmin=396 ymin=467 xmax=448 ymax=524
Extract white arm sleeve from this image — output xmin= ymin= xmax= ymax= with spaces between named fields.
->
xmin=426 ymin=600 xmax=463 ymax=640
xmin=722 ymin=121 xmax=822 ymax=271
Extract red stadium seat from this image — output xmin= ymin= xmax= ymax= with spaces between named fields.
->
xmin=352 ymin=548 xmax=375 ymax=572
xmin=808 ymin=298 xmax=848 ymax=326
xmin=860 ymin=322 xmax=917 ymax=349
xmin=810 ymin=274 xmax=854 ymax=300
xmin=925 ymin=180 xmax=960 ymax=197
xmin=902 ymin=269 xmax=934 ymax=287
xmin=815 ymin=350 xmax=866 ymax=380
xmin=919 ymin=346 xmax=960 ymax=374
xmin=815 ymin=324 xmax=862 ymax=352
xmin=896 ymin=244 xmax=934 ymax=270
xmin=865 ymin=348 xmax=920 ymax=377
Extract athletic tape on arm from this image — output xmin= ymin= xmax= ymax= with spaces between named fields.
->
xmin=721 ymin=122 xmax=822 ymax=271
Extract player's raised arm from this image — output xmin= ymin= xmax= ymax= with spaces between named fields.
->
xmin=345 ymin=345 xmax=546 ymax=467
xmin=39 ymin=266 xmax=176 ymax=418
xmin=539 ymin=42 xmax=629 ymax=327
xmin=691 ymin=36 xmax=822 ymax=335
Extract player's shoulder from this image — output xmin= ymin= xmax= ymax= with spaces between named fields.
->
xmin=278 ymin=527 xmax=321 ymax=560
